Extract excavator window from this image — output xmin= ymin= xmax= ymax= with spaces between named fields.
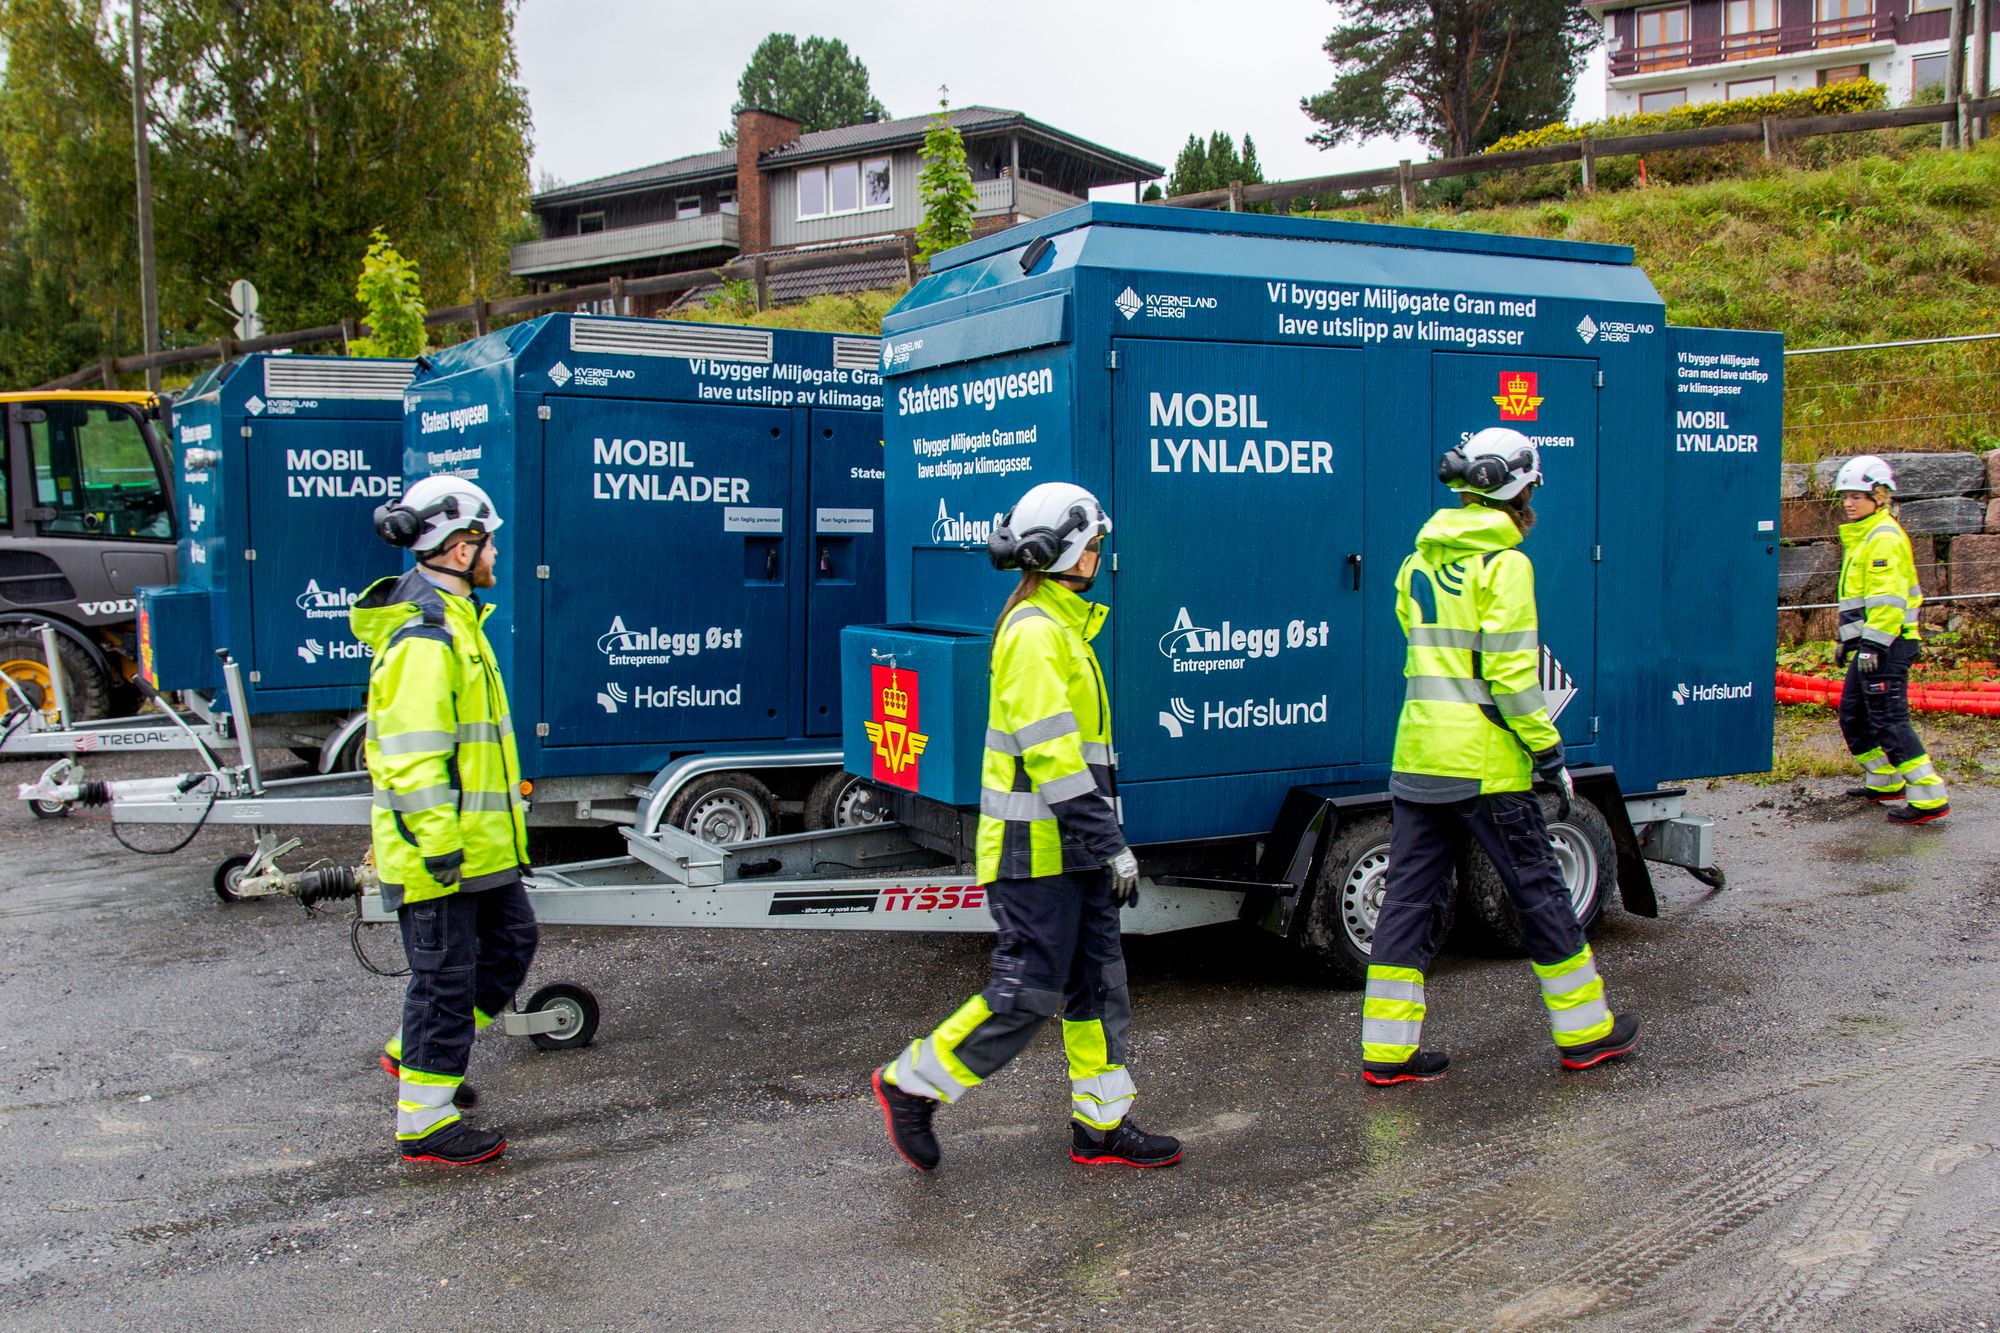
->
xmin=27 ymin=402 xmax=171 ymax=541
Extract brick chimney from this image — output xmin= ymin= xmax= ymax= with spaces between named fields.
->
xmin=735 ymin=107 xmax=801 ymax=254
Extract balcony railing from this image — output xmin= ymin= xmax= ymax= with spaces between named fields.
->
xmin=511 ymin=211 xmax=739 ymax=279
xmin=972 ymin=177 xmax=1086 ymax=220
xmin=1610 ymin=11 xmax=1893 ymax=77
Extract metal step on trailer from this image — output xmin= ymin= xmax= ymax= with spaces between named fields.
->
xmin=358 ymin=819 xmax=1254 ymax=936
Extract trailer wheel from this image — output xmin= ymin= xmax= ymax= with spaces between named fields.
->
xmin=28 ymin=792 xmax=70 ymax=819
xmin=524 ymin=982 xmax=600 ymax=1052
xmin=1299 ymin=815 xmax=1454 ymax=987
xmin=0 ymin=624 xmax=112 ymax=724
xmin=663 ymin=771 xmax=777 ymax=844
xmin=803 ymin=770 xmax=885 ymax=830
xmin=1465 ymin=793 xmax=1615 ymax=955
xmin=213 ymin=853 xmax=254 ymax=904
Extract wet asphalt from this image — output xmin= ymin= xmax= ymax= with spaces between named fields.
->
xmin=1 ymin=752 xmax=1996 ymax=1331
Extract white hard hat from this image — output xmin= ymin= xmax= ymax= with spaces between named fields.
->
xmin=374 ymin=474 xmax=502 ymax=553
xmin=1440 ymin=426 xmax=1542 ymax=501
xmin=988 ymin=481 xmax=1111 ymax=574
xmin=1833 ymin=454 xmax=1895 ymax=495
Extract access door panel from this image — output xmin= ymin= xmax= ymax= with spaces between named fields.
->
xmin=1113 ymin=338 xmax=1366 ymax=781
xmin=804 ymin=409 xmax=886 ymax=735
xmin=542 ymin=396 xmax=792 ymax=746
xmin=1431 ymin=353 xmax=1599 ymax=746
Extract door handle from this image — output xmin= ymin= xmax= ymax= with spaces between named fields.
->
xmin=1347 ymin=553 xmax=1362 ymax=592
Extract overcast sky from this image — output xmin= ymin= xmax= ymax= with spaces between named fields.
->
xmin=515 ymin=1 xmax=1608 ymax=196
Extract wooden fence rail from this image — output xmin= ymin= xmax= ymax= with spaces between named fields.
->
xmin=34 ymin=236 xmax=916 ymax=391
xmin=1155 ymin=94 xmax=2000 ymax=213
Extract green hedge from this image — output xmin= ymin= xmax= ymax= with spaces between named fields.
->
xmin=1486 ymin=80 xmax=1887 ymax=155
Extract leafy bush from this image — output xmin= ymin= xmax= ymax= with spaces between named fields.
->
xmin=1486 ymin=80 xmax=1887 ymax=154
xmin=349 ymin=231 xmax=428 ymax=359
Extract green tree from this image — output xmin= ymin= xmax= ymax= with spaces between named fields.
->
xmin=1302 ymin=0 xmax=1598 ymax=159
xmin=720 ymin=33 xmax=886 ymax=147
xmin=0 ymin=0 xmax=531 ymax=384
xmin=915 ymin=91 xmax=975 ymax=264
xmin=349 ymin=231 xmax=427 ymax=357
xmin=1167 ymin=131 xmax=1267 ymax=196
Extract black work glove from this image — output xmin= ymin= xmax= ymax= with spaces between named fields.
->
xmin=1531 ymin=746 xmax=1573 ymax=823
xmin=1106 ymin=847 xmax=1140 ymax=908
xmin=424 ymin=849 xmax=465 ymax=887
xmin=1854 ymin=646 xmax=1881 ymax=675
xmin=1835 ymin=640 xmax=1854 ymax=668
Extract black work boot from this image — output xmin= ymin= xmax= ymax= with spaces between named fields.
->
xmin=399 ymin=1122 xmax=506 ymax=1165
xmin=380 ymin=1054 xmax=478 ymax=1109
xmin=1887 ymin=802 xmax=1948 ymax=825
xmin=1363 ymin=1050 xmax=1451 ymax=1086
xmin=871 ymin=1067 xmax=940 ymax=1172
xmin=1844 ymin=785 xmax=1902 ymax=803
xmin=1560 ymin=1013 xmax=1641 ymax=1070
xmin=1070 ymin=1120 xmax=1183 ymax=1168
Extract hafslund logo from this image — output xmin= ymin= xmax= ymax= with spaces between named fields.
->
xmin=298 ymin=637 xmax=368 ymax=665
xmin=1673 ymin=680 xmax=1753 ymax=705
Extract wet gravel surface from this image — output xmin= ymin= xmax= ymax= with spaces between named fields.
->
xmin=1 ymin=753 xmax=1996 ymax=1330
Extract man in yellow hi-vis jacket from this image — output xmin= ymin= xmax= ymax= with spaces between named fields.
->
xmin=1361 ymin=428 xmax=1639 ymax=1087
xmin=353 ymin=475 xmax=535 ymax=1165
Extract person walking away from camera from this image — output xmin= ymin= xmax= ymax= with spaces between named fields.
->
xmin=870 ymin=481 xmax=1182 ymax=1173
xmin=352 ymin=475 xmax=536 ymax=1165
xmin=1362 ymin=427 xmax=1640 ymax=1087
xmin=1834 ymin=455 xmax=1948 ymax=824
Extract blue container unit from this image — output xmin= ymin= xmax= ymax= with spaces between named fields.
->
xmin=399 ymin=314 xmax=886 ymax=779
xmin=139 ymin=354 xmax=414 ymax=713
xmin=842 ymin=204 xmax=1782 ymax=847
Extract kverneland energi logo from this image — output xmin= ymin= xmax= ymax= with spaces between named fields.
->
xmin=1115 ymin=287 xmax=1142 ymax=320
xmin=296 ymin=579 xmax=362 ymax=619
xmin=931 ymin=499 xmax=997 ymax=546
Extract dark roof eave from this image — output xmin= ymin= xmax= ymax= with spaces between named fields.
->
xmin=765 ymin=114 xmax=1161 ymax=182
xmin=533 ymin=165 xmax=739 ymax=208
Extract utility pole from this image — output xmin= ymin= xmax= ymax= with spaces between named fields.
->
xmin=130 ymin=0 xmax=161 ymax=390
xmin=1946 ymin=0 xmax=1968 ymax=146
xmin=1975 ymin=0 xmax=1992 ymax=142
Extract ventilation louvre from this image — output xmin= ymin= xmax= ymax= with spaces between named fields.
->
xmin=262 ymin=358 xmax=414 ymax=400
xmin=831 ymin=337 xmax=882 ymax=372
xmin=569 ymin=319 xmax=774 ymax=363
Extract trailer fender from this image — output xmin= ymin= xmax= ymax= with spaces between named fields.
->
xmin=1249 ymin=788 xmax=1394 ymax=941
xmin=318 ymin=711 xmax=369 ymax=773
xmin=1569 ymin=766 xmax=1659 ymax=919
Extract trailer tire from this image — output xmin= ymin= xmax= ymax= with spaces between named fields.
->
xmin=803 ymin=770 xmax=885 ymax=830
xmin=0 ymin=624 xmax=112 ymax=725
xmin=663 ymin=771 xmax=778 ymax=844
xmin=1464 ymin=793 xmax=1614 ymax=955
xmin=213 ymin=853 xmax=254 ymax=904
xmin=1299 ymin=814 xmax=1455 ymax=987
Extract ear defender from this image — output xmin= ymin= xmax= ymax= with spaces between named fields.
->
xmin=990 ymin=504 xmax=1089 ymax=573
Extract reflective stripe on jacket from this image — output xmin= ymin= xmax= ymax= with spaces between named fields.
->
xmin=1837 ymin=508 xmax=1921 ymax=649
xmin=350 ymin=568 xmax=528 ymax=908
xmin=1390 ymin=505 xmax=1560 ymax=795
xmin=974 ymin=580 xmax=1125 ymax=883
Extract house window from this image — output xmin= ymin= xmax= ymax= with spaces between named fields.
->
xmin=1908 ymin=0 xmax=1948 ymax=8
xmin=1724 ymin=0 xmax=1778 ymax=57
xmin=795 ymin=156 xmax=894 ymax=219
xmin=1640 ymin=87 xmax=1689 ymax=112
xmin=1728 ymin=76 xmax=1777 ymax=98
xmin=1819 ymin=62 xmax=1868 ymax=84
xmin=676 ymin=196 xmax=700 ymax=220
xmin=717 ymin=191 xmax=738 ymax=215
xmin=577 ymin=212 xmax=605 ymax=235
xmin=1815 ymin=0 xmax=1872 ymax=46
xmin=1911 ymin=53 xmax=1949 ymax=93
xmin=1636 ymin=4 xmax=1690 ymax=68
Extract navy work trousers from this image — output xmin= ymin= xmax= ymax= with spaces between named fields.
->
xmin=1374 ymin=793 xmax=1585 ymax=972
xmin=397 ymin=879 xmax=540 ymax=1079
xmin=1838 ymin=637 xmax=1924 ymax=767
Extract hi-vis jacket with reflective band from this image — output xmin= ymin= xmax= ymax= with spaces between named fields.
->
xmin=975 ymin=580 xmax=1126 ymax=883
xmin=350 ymin=569 xmax=528 ymax=907
xmin=1837 ymin=507 xmax=1921 ymax=650
xmin=1391 ymin=505 xmax=1560 ymax=794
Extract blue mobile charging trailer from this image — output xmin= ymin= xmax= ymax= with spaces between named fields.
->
xmin=840 ymin=204 xmax=1780 ymax=975
xmin=133 ymin=354 xmax=413 ymax=763
xmin=399 ymin=314 xmax=886 ymax=831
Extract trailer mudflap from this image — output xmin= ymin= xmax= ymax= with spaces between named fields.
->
xmin=1571 ymin=766 xmax=1659 ymax=919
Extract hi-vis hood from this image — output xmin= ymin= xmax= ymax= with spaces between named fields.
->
xmin=1414 ymin=504 xmax=1524 ymax=566
xmin=349 ymin=568 xmax=457 ymax=651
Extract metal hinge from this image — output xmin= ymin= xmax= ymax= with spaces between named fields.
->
xmin=1111 ymin=552 xmax=1120 ymax=572
xmin=243 ymin=548 xmax=256 ymax=561
xmin=537 ymin=405 xmax=552 ymax=420
xmin=535 ymin=723 xmax=550 ymax=738
xmin=1106 ymin=350 xmax=1119 ymax=371
xmin=1592 ymin=545 xmax=1602 ymax=562
xmin=248 ymin=670 xmax=261 ymax=684
xmin=1595 ymin=371 xmax=1605 ymax=388
xmin=535 ymin=565 xmax=550 ymax=580
xmin=1589 ymin=715 xmax=1600 ymax=735
xmin=241 ymin=425 xmax=254 ymax=437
